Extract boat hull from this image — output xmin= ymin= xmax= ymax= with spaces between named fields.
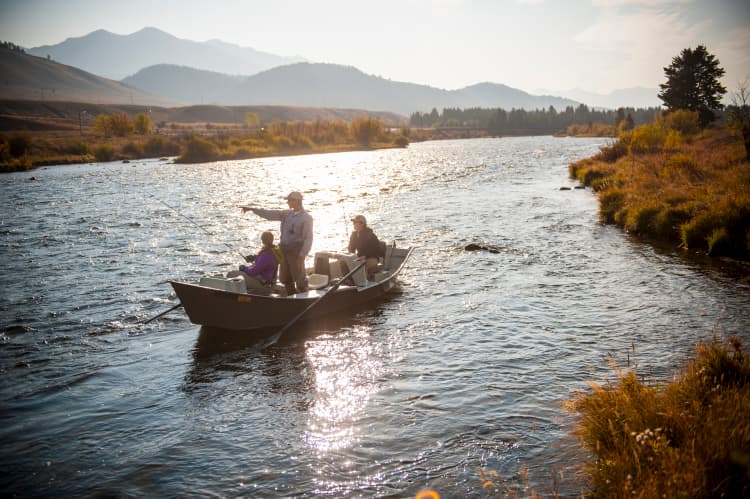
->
xmin=170 ymin=247 xmax=412 ymax=331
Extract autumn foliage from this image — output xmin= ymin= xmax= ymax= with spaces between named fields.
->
xmin=569 ymin=111 xmax=750 ymax=260
xmin=567 ymin=336 xmax=750 ymax=498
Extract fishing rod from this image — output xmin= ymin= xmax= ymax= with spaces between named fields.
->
xmin=156 ymin=197 xmax=248 ymax=262
xmin=139 ymin=198 xmax=247 ymax=325
xmin=341 ymin=205 xmax=350 ymax=249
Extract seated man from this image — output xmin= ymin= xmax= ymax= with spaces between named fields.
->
xmin=347 ymin=214 xmax=385 ymax=278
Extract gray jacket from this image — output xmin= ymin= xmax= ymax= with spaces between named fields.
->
xmin=253 ymin=208 xmax=313 ymax=258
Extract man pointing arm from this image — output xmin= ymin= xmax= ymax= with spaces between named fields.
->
xmin=243 ymin=191 xmax=313 ymax=295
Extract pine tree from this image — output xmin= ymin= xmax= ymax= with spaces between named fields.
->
xmin=658 ymin=45 xmax=726 ymax=127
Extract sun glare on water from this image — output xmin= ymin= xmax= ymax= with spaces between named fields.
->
xmin=302 ymin=325 xmax=381 ymax=453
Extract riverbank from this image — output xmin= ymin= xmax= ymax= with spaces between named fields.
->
xmin=3 ymin=136 xmax=749 ymax=496
xmin=0 ymin=117 xmax=409 ymax=172
xmin=567 ymin=335 xmax=750 ymax=497
xmin=569 ymin=115 xmax=750 ymax=261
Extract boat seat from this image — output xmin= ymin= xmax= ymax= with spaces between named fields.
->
xmin=308 ymin=273 xmax=329 ymax=290
xmin=383 ymin=244 xmax=394 ymax=270
xmin=336 ymin=254 xmax=368 ymax=286
xmin=313 ymin=252 xmax=345 ymax=281
xmin=199 ymin=275 xmax=248 ymax=294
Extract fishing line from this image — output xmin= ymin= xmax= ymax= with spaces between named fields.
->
xmin=154 ymin=197 xmax=247 ymax=262
xmin=339 ymin=199 xmax=350 ymax=250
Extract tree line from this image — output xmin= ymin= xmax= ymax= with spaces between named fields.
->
xmin=410 ymin=44 xmax=744 ymax=140
xmin=409 ymin=105 xmax=661 ymax=134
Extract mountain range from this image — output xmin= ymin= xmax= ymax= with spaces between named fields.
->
xmin=27 ymin=27 xmax=305 ymax=81
xmin=8 ymin=27 xmax=661 ymax=117
xmin=121 ymin=62 xmax=580 ymax=115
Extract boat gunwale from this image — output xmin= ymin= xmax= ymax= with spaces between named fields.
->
xmin=169 ymin=246 xmax=414 ymax=303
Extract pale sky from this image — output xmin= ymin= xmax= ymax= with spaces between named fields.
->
xmin=1 ymin=0 xmax=748 ymax=95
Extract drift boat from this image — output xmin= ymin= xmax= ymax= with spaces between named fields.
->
xmin=170 ymin=245 xmax=413 ymax=331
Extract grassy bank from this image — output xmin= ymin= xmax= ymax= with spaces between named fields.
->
xmin=0 ymin=117 xmax=409 ymax=172
xmin=567 ymin=335 xmax=750 ymax=498
xmin=569 ymin=111 xmax=750 ymax=260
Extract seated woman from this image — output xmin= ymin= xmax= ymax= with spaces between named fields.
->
xmin=228 ymin=231 xmax=283 ymax=294
xmin=347 ymin=214 xmax=385 ymax=278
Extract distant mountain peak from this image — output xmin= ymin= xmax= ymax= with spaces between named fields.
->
xmin=123 ymin=60 xmax=580 ymax=115
xmin=28 ymin=27 xmax=305 ymax=80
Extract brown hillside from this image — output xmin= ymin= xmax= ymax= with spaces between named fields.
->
xmin=0 ymin=46 xmax=174 ymax=106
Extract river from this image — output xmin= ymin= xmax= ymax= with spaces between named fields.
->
xmin=1 ymin=136 xmax=749 ymax=497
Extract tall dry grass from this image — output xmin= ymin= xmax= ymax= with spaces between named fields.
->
xmin=1 ymin=117 xmax=408 ymax=172
xmin=175 ymin=117 xmax=406 ymax=163
xmin=569 ymin=111 xmax=750 ymax=260
xmin=567 ymin=335 xmax=750 ymax=498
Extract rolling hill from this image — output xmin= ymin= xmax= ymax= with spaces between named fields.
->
xmin=0 ymin=45 xmax=175 ymax=106
xmin=124 ymin=62 xmax=580 ymax=115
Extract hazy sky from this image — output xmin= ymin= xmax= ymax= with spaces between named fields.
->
xmin=1 ymin=0 xmax=748 ymax=94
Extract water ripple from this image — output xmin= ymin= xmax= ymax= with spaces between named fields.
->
xmin=1 ymin=140 xmax=749 ymax=496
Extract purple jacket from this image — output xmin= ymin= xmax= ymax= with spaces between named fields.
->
xmin=244 ymin=250 xmax=278 ymax=283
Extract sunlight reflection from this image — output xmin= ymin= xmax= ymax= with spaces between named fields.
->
xmin=160 ymin=146 xmax=437 ymax=274
xmin=225 ymin=152 xmax=400 ymax=260
xmin=303 ymin=325 xmax=380 ymax=453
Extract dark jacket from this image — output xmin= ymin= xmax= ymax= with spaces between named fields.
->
xmin=348 ymin=227 xmax=384 ymax=258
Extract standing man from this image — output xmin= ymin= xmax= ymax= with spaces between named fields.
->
xmin=242 ymin=191 xmax=313 ymax=295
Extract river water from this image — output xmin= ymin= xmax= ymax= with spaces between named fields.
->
xmin=1 ymin=137 xmax=749 ymax=497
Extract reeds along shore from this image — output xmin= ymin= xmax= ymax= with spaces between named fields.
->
xmin=566 ymin=335 xmax=750 ymax=498
xmin=569 ymin=110 xmax=750 ymax=261
xmin=0 ymin=117 xmax=409 ymax=172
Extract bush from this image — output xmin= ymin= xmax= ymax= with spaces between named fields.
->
xmin=568 ymin=336 xmax=750 ymax=498
xmin=665 ymin=152 xmax=701 ymax=181
xmin=630 ymin=123 xmax=666 ymax=153
xmin=706 ymin=227 xmax=731 ymax=255
xmin=8 ymin=133 xmax=31 ymax=157
xmin=393 ymin=135 xmax=409 ymax=147
xmin=143 ymin=136 xmax=180 ymax=157
xmin=626 ymin=205 xmax=661 ymax=234
xmin=63 ymin=140 xmax=90 ymax=155
xmin=93 ymin=145 xmax=116 ymax=162
xmin=663 ymin=129 xmax=683 ymax=150
xmin=176 ymin=136 xmax=219 ymax=163
xmin=350 ymin=117 xmax=383 ymax=146
xmin=121 ymin=141 xmax=143 ymax=157
xmin=594 ymin=140 xmax=628 ymax=163
xmin=0 ymin=155 xmax=33 ymax=172
xmin=653 ymin=205 xmax=691 ymax=239
xmin=271 ymin=135 xmax=294 ymax=149
xmin=599 ymin=190 xmax=625 ymax=223
xmin=665 ymin=109 xmax=701 ymax=136
xmin=132 ymin=113 xmax=153 ymax=135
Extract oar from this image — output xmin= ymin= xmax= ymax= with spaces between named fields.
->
xmin=261 ymin=260 xmax=366 ymax=348
xmin=143 ymin=302 xmax=183 ymax=324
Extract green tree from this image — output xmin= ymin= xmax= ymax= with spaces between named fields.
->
xmin=109 ymin=113 xmax=132 ymax=137
xmin=350 ymin=118 xmax=383 ymax=146
xmin=92 ymin=113 xmax=113 ymax=137
xmin=658 ymin=45 xmax=726 ymax=127
xmin=245 ymin=112 xmax=260 ymax=128
xmin=132 ymin=113 xmax=153 ymax=135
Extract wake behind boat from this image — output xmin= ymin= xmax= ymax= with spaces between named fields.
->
xmin=170 ymin=244 xmax=413 ymax=331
